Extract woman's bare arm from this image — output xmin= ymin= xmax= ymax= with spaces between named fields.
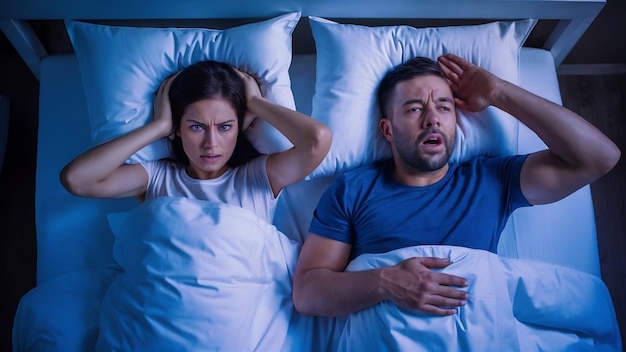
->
xmin=60 ymin=75 xmax=177 ymax=198
xmin=236 ymin=70 xmax=332 ymax=197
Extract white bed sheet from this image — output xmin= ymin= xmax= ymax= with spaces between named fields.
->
xmin=501 ymin=48 xmax=600 ymax=276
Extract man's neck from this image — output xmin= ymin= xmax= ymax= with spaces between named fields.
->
xmin=392 ymin=163 xmax=449 ymax=187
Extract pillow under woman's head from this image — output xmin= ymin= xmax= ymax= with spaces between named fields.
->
xmin=66 ymin=12 xmax=300 ymax=163
xmin=306 ymin=17 xmax=536 ymax=179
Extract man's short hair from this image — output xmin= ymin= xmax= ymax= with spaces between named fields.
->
xmin=376 ymin=56 xmax=446 ymax=119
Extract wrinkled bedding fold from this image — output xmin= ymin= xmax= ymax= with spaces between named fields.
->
xmin=96 ymin=197 xmax=302 ymax=351
xmin=340 ymin=245 xmax=622 ymax=351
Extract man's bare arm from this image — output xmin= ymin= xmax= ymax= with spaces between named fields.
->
xmin=438 ymin=54 xmax=620 ymax=205
xmin=293 ymin=234 xmax=468 ymax=317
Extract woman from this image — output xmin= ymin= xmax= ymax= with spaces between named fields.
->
xmin=60 ymin=60 xmax=332 ymax=222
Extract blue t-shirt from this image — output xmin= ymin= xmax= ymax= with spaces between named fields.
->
xmin=309 ymin=155 xmax=531 ymax=260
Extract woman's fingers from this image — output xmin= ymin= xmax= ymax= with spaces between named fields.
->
xmin=156 ymin=72 xmax=179 ymax=96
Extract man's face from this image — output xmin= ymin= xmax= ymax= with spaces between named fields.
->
xmin=380 ymin=75 xmax=457 ymax=172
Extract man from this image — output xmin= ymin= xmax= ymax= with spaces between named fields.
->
xmin=292 ymin=54 xmax=620 ymax=317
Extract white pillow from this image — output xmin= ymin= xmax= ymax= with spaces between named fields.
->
xmin=66 ymin=12 xmax=300 ymax=163
xmin=307 ymin=17 xmax=536 ymax=179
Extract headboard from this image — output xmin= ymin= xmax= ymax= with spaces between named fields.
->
xmin=0 ymin=0 xmax=607 ymax=80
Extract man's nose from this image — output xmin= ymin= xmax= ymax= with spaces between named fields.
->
xmin=422 ymin=106 xmax=441 ymax=128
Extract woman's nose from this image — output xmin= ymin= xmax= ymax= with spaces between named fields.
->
xmin=203 ymin=129 xmax=218 ymax=148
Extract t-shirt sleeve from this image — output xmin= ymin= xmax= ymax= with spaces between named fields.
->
xmin=243 ymin=154 xmax=277 ymax=200
xmin=140 ymin=160 xmax=161 ymax=198
xmin=498 ymin=154 xmax=532 ymax=212
xmin=234 ymin=155 xmax=279 ymax=222
xmin=308 ymin=175 xmax=353 ymax=244
xmin=140 ymin=160 xmax=157 ymax=180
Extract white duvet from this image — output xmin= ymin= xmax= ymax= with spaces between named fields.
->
xmin=13 ymin=197 xmax=622 ymax=351
xmin=339 ymin=245 xmax=622 ymax=351
xmin=96 ymin=197 xmax=303 ymax=351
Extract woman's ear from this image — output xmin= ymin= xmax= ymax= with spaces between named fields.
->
xmin=379 ymin=118 xmax=393 ymax=143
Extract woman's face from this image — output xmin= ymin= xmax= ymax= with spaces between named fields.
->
xmin=177 ymin=97 xmax=239 ymax=179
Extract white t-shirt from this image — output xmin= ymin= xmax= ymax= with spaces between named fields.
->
xmin=141 ymin=155 xmax=278 ymax=223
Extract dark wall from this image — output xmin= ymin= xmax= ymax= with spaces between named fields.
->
xmin=0 ymin=35 xmax=39 ymax=352
xmin=564 ymin=0 xmax=626 ymax=65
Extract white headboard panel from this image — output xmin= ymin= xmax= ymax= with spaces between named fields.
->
xmin=0 ymin=0 xmax=606 ymax=21
xmin=0 ymin=0 xmax=606 ymax=79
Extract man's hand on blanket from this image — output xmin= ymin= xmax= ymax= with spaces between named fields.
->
xmin=380 ymin=257 xmax=469 ymax=316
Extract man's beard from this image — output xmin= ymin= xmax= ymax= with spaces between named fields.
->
xmin=392 ymin=126 xmax=455 ymax=172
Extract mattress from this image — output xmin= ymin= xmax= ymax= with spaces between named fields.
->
xmin=10 ymin=42 xmax=617 ymax=352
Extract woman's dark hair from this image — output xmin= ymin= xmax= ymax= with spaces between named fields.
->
xmin=376 ymin=56 xmax=446 ymax=119
xmin=168 ymin=60 xmax=260 ymax=167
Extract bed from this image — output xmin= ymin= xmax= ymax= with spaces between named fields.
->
xmin=2 ymin=0 xmax=622 ymax=351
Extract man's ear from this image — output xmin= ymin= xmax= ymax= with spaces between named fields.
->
xmin=379 ymin=118 xmax=393 ymax=143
